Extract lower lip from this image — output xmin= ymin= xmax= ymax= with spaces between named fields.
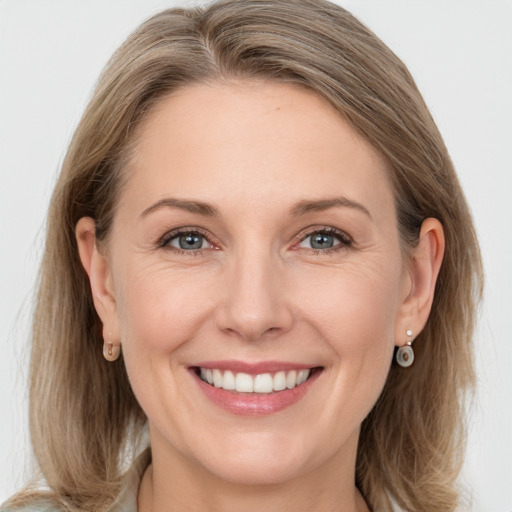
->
xmin=190 ymin=368 xmax=322 ymax=416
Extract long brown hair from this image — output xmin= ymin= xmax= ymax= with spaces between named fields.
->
xmin=4 ymin=1 xmax=482 ymax=510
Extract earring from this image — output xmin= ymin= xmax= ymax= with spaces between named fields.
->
xmin=103 ymin=333 xmax=120 ymax=362
xmin=396 ymin=329 xmax=414 ymax=368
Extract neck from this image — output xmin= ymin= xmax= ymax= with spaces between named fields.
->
xmin=137 ymin=430 xmax=370 ymax=512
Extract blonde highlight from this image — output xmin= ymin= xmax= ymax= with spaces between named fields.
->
xmin=4 ymin=1 xmax=482 ymax=511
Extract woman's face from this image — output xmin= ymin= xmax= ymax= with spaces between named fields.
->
xmin=99 ymin=82 xmax=412 ymax=484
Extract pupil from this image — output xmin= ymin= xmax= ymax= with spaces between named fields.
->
xmin=311 ymin=233 xmax=333 ymax=249
xmin=179 ymin=233 xmax=202 ymax=250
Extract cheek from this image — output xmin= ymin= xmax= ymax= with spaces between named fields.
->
xmin=113 ymin=259 xmax=222 ymax=360
xmin=113 ymin=262 xmax=216 ymax=417
xmin=295 ymin=259 xmax=403 ymax=347
xmin=295 ymin=261 xmax=402 ymax=408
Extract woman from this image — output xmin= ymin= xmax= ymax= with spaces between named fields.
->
xmin=2 ymin=0 xmax=482 ymax=511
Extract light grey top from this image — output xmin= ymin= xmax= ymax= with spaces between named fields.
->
xmin=108 ymin=449 xmax=150 ymax=512
xmin=1 ymin=450 xmax=150 ymax=512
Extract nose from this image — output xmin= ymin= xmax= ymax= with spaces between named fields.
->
xmin=215 ymin=248 xmax=294 ymax=342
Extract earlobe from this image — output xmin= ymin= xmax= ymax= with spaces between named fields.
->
xmin=396 ymin=218 xmax=445 ymax=345
xmin=75 ymin=217 xmax=119 ymax=343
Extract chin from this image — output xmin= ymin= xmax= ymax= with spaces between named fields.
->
xmin=202 ymin=453 xmax=307 ymax=486
xmin=186 ymin=429 xmax=329 ymax=486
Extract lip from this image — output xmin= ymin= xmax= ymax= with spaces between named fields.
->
xmin=189 ymin=362 xmax=323 ymax=416
xmin=192 ymin=360 xmax=317 ymax=374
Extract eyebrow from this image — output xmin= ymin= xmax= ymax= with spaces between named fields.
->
xmin=140 ymin=195 xmax=371 ymax=220
xmin=140 ymin=198 xmax=219 ymax=218
xmin=290 ymin=197 xmax=372 ymax=219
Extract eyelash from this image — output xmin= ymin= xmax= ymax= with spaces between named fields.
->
xmin=158 ymin=227 xmax=216 ymax=256
xmin=295 ymin=227 xmax=353 ymax=255
xmin=158 ymin=226 xmax=353 ymax=256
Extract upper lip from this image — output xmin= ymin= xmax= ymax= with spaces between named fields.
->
xmin=191 ymin=360 xmax=320 ymax=374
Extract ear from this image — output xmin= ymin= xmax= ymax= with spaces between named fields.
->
xmin=75 ymin=217 xmax=120 ymax=346
xmin=395 ymin=218 xmax=445 ymax=346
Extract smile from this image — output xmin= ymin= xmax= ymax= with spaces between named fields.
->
xmin=198 ymin=367 xmax=313 ymax=393
xmin=190 ymin=363 xmax=323 ymax=415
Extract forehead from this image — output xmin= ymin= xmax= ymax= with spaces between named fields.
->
xmin=120 ymin=80 xmax=394 ymax=218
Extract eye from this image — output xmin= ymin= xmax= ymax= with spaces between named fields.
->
xmin=164 ymin=231 xmax=212 ymax=251
xmin=297 ymin=228 xmax=351 ymax=252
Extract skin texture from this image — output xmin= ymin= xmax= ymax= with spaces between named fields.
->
xmin=76 ymin=81 xmax=444 ymax=512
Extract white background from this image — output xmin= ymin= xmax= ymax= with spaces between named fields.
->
xmin=1 ymin=1 xmax=511 ymax=510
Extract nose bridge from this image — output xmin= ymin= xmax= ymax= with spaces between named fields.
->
xmin=216 ymin=241 xmax=292 ymax=341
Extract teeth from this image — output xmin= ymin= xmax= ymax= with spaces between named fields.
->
xmin=286 ymin=370 xmax=297 ymax=389
xmin=273 ymin=371 xmax=287 ymax=391
xmin=201 ymin=368 xmax=215 ymax=385
xmin=297 ymin=369 xmax=309 ymax=385
xmin=198 ymin=368 xmax=312 ymax=393
xmin=213 ymin=369 xmax=223 ymax=388
xmin=254 ymin=373 xmax=274 ymax=393
xmin=223 ymin=370 xmax=236 ymax=390
xmin=235 ymin=372 xmax=254 ymax=392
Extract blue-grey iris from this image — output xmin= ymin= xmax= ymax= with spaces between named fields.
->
xmin=311 ymin=232 xmax=334 ymax=249
xmin=179 ymin=233 xmax=203 ymax=250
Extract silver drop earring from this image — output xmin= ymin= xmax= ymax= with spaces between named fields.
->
xmin=396 ymin=330 xmax=414 ymax=368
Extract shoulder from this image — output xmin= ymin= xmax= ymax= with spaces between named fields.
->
xmin=1 ymin=506 xmax=62 ymax=512
xmin=1 ymin=449 xmax=150 ymax=512
xmin=1 ymin=496 xmax=66 ymax=512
